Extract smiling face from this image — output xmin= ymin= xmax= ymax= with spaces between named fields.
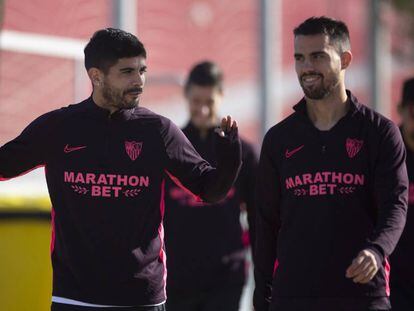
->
xmin=90 ymin=56 xmax=147 ymax=112
xmin=186 ymin=84 xmax=222 ymax=130
xmin=294 ymin=34 xmax=346 ymax=100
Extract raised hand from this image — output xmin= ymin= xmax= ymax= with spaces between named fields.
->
xmin=215 ymin=115 xmax=238 ymax=139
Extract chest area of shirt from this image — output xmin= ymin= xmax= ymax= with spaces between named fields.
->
xmin=48 ymin=121 xmax=165 ymax=200
xmin=54 ymin=121 xmax=164 ymax=170
xmin=278 ymin=132 xmax=369 ymax=198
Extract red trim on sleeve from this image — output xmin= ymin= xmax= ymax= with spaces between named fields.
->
xmin=273 ymin=259 xmax=279 ymax=277
xmin=158 ymin=179 xmax=167 ymax=297
xmin=164 ymin=170 xmax=203 ymax=202
xmin=385 ymin=257 xmax=390 ymax=296
xmin=50 ymin=207 xmax=56 ymax=254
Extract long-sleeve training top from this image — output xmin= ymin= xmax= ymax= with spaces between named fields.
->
xmin=254 ymin=91 xmax=408 ymax=311
xmin=163 ymin=122 xmax=257 ymax=294
xmin=390 ymin=128 xmax=414 ymax=288
xmin=0 ymin=97 xmax=241 ymax=307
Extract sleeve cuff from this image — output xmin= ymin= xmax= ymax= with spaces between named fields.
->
xmin=365 ymin=244 xmax=385 ymax=266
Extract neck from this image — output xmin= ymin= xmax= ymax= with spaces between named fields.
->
xmin=92 ymin=91 xmax=118 ymax=114
xmin=191 ymin=117 xmax=219 ymax=139
xmin=402 ymin=127 xmax=414 ymax=152
xmin=306 ymin=86 xmax=349 ymax=131
xmin=199 ymin=128 xmax=209 ymax=139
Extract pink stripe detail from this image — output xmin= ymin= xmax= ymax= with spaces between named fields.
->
xmin=241 ymin=230 xmax=250 ymax=247
xmin=50 ymin=207 xmax=56 ymax=254
xmin=385 ymin=257 xmax=390 ymax=296
xmin=165 ymin=170 xmax=202 ymax=203
xmin=159 ymin=179 xmax=166 ymax=219
xmin=0 ymin=164 xmax=45 ymax=181
xmin=158 ymin=179 xmax=167 ymax=298
xmin=273 ymin=259 xmax=279 ymax=277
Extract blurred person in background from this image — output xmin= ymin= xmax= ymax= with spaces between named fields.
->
xmin=390 ymin=77 xmax=414 ymax=311
xmin=254 ymin=16 xmax=408 ymax=311
xmin=0 ymin=28 xmax=242 ymax=311
xmin=163 ymin=61 xmax=257 ymax=311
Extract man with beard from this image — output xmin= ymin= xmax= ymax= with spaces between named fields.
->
xmin=254 ymin=16 xmax=408 ymax=311
xmin=390 ymin=77 xmax=414 ymax=311
xmin=0 ymin=28 xmax=242 ymax=311
xmin=163 ymin=61 xmax=257 ymax=311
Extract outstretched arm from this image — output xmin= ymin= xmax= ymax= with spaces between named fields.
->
xmin=162 ymin=115 xmax=241 ymax=203
xmin=0 ymin=112 xmax=57 ymax=180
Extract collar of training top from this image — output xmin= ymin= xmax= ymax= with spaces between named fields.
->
xmin=293 ymin=90 xmax=362 ymax=117
xmin=84 ymin=96 xmax=136 ymax=121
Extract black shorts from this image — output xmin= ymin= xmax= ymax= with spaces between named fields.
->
xmin=390 ymin=279 xmax=414 ymax=311
xmin=51 ymin=302 xmax=166 ymax=311
xmin=166 ymin=283 xmax=244 ymax=311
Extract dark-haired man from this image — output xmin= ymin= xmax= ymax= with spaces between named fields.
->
xmin=254 ymin=16 xmax=408 ymax=311
xmin=163 ymin=61 xmax=257 ymax=311
xmin=0 ymin=28 xmax=242 ymax=311
xmin=390 ymin=77 xmax=414 ymax=311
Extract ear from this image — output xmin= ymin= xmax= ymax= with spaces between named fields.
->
xmin=340 ymin=51 xmax=352 ymax=70
xmin=87 ymin=68 xmax=103 ymax=87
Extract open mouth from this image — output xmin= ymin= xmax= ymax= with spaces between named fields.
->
xmin=302 ymin=75 xmax=322 ymax=85
xmin=302 ymin=75 xmax=322 ymax=83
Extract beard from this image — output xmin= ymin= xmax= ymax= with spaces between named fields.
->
xmin=299 ymin=72 xmax=339 ymax=100
xmin=102 ymin=81 xmax=142 ymax=110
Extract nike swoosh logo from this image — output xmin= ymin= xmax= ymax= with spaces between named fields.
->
xmin=64 ymin=144 xmax=87 ymax=153
xmin=285 ymin=145 xmax=304 ymax=159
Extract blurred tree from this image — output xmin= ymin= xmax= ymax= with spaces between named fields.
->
xmin=0 ymin=0 xmax=4 ymax=27
xmin=393 ymin=0 xmax=414 ymax=15
xmin=390 ymin=0 xmax=414 ymax=61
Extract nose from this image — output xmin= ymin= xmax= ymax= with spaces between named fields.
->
xmin=301 ymin=58 xmax=315 ymax=72
xmin=133 ymin=73 xmax=145 ymax=87
xmin=200 ymin=105 xmax=210 ymax=116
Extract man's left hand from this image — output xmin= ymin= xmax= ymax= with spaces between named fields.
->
xmin=345 ymin=249 xmax=379 ymax=284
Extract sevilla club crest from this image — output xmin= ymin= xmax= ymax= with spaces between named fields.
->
xmin=125 ymin=141 xmax=143 ymax=161
xmin=346 ymin=138 xmax=363 ymax=159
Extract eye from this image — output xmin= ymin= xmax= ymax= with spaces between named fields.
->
xmin=313 ymin=54 xmax=325 ymax=60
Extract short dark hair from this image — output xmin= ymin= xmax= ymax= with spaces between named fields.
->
xmin=84 ymin=28 xmax=146 ymax=73
xmin=184 ymin=61 xmax=224 ymax=93
xmin=294 ymin=16 xmax=351 ymax=52
xmin=401 ymin=77 xmax=414 ymax=106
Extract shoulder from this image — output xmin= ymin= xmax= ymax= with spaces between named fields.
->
xmin=131 ymin=106 xmax=184 ymax=140
xmin=25 ymin=105 xmax=71 ymax=132
xmin=263 ymin=112 xmax=299 ymax=147
xmin=356 ymin=104 xmax=399 ymax=136
xmin=41 ymin=98 xmax=96 ymax=122
xmin=131 ymin=106 xmax=171 ymax=126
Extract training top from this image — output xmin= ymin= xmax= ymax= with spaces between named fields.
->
xmin=0 ymin=97 xmax=241 ymax=306
xmin=163 ymin=122 xmax=257 ymax=295
xmin=254 ymin=91 xmax=408 ymax=311
xmin=390 ymin=128 xmax=414 ymax=288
